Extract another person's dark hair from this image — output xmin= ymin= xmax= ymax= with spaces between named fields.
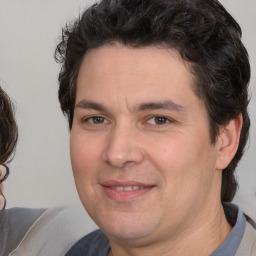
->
xmin=55 ymin=0 xmax=250 ymax=202
xmin=0 ymin=86 xmax=18 ymax=165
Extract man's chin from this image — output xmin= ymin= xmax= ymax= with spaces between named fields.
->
xmin=97 ymin=214 xmax=160 ymax=243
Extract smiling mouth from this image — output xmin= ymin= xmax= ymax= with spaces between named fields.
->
xmin=110 ymin=186 xmax=146 ymax=191
xmin=101 ymin=182 xmax=155 ymax=201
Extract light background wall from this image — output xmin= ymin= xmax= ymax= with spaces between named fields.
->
xmin=0 ymin=0 xmax=255 ymax=218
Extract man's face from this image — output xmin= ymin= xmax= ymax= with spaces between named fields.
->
xmin=70 ymin=45 xmax=222 ymax=245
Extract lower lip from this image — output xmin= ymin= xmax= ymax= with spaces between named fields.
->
xmin=102 ymin=186 xmax=154 ymax=201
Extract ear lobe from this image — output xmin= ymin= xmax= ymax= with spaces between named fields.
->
xmin=215 ymin=114 xmax=243 ymax=170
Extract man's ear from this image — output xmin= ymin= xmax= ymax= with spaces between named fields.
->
xmin=215 ymin=114 xmax=243 ymax=170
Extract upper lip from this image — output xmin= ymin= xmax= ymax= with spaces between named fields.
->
xmin=101 ymin=180 xmax=154 ymax=187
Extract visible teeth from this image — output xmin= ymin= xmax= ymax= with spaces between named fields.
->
xmin=112 ymin=186 xmax=141 ymax=191
xmin=124 ymin=186 xmax=133 ymax=191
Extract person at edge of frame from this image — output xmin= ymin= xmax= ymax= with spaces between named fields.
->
xmin=0 ymin=85 xmax=95 ymax=256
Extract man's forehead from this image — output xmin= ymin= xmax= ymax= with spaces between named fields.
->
xmin=77 ymin=44 xmax=195 ymax=84
xmin=75 ymin=44 xmax=203 ymax=113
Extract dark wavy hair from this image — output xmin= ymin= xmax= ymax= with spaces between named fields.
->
xmin=55 ymin=0 xmax=250 ymax=202
xmin=0 ymin=86 xmax=18 ymax=166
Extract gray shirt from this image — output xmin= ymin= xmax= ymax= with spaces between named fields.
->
xmin=4 ymin=205 xmax=97 ymax=256
xmin=0 ymin=207 xmax=46 ymax=256
xmin=210 ymin=203 xmax=246 ymax=256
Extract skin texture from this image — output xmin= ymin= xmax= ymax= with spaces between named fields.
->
xmin=70 ymin=45 xmax=242 ymax=256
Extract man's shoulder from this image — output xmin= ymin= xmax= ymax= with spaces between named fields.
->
xmin=65 ymin=229 xmax=110 ymax=256
xmin=236 ymin=216 xmax=256 ymax=256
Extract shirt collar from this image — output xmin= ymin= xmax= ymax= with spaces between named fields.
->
xmin=210 ymin=202 xmax=246 ymax=256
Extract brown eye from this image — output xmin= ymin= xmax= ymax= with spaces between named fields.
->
xmin=85 ymin=116 xmax=107 ymax=124
xmin=154 ymin=117 xmax=168 ymax=124
xmin=93 ymin=116 xmax=105 ymax=124
xmin=148 ymin=116 xmax=169 ymax=125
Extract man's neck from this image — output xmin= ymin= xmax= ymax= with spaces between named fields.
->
xmin=109 ymin=204 xmax=232 ymax=256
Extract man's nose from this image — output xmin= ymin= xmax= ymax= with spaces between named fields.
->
xmin=102 ymin=125 xmax=145 ymax=168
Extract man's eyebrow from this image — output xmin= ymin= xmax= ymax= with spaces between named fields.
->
xmin=133 ymin=101 xmax=184 ymax=112
xmin=75 ymin=100 xmax=107 ymax=111
xmin=75 ymin=100 xmax=184 ymax=113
